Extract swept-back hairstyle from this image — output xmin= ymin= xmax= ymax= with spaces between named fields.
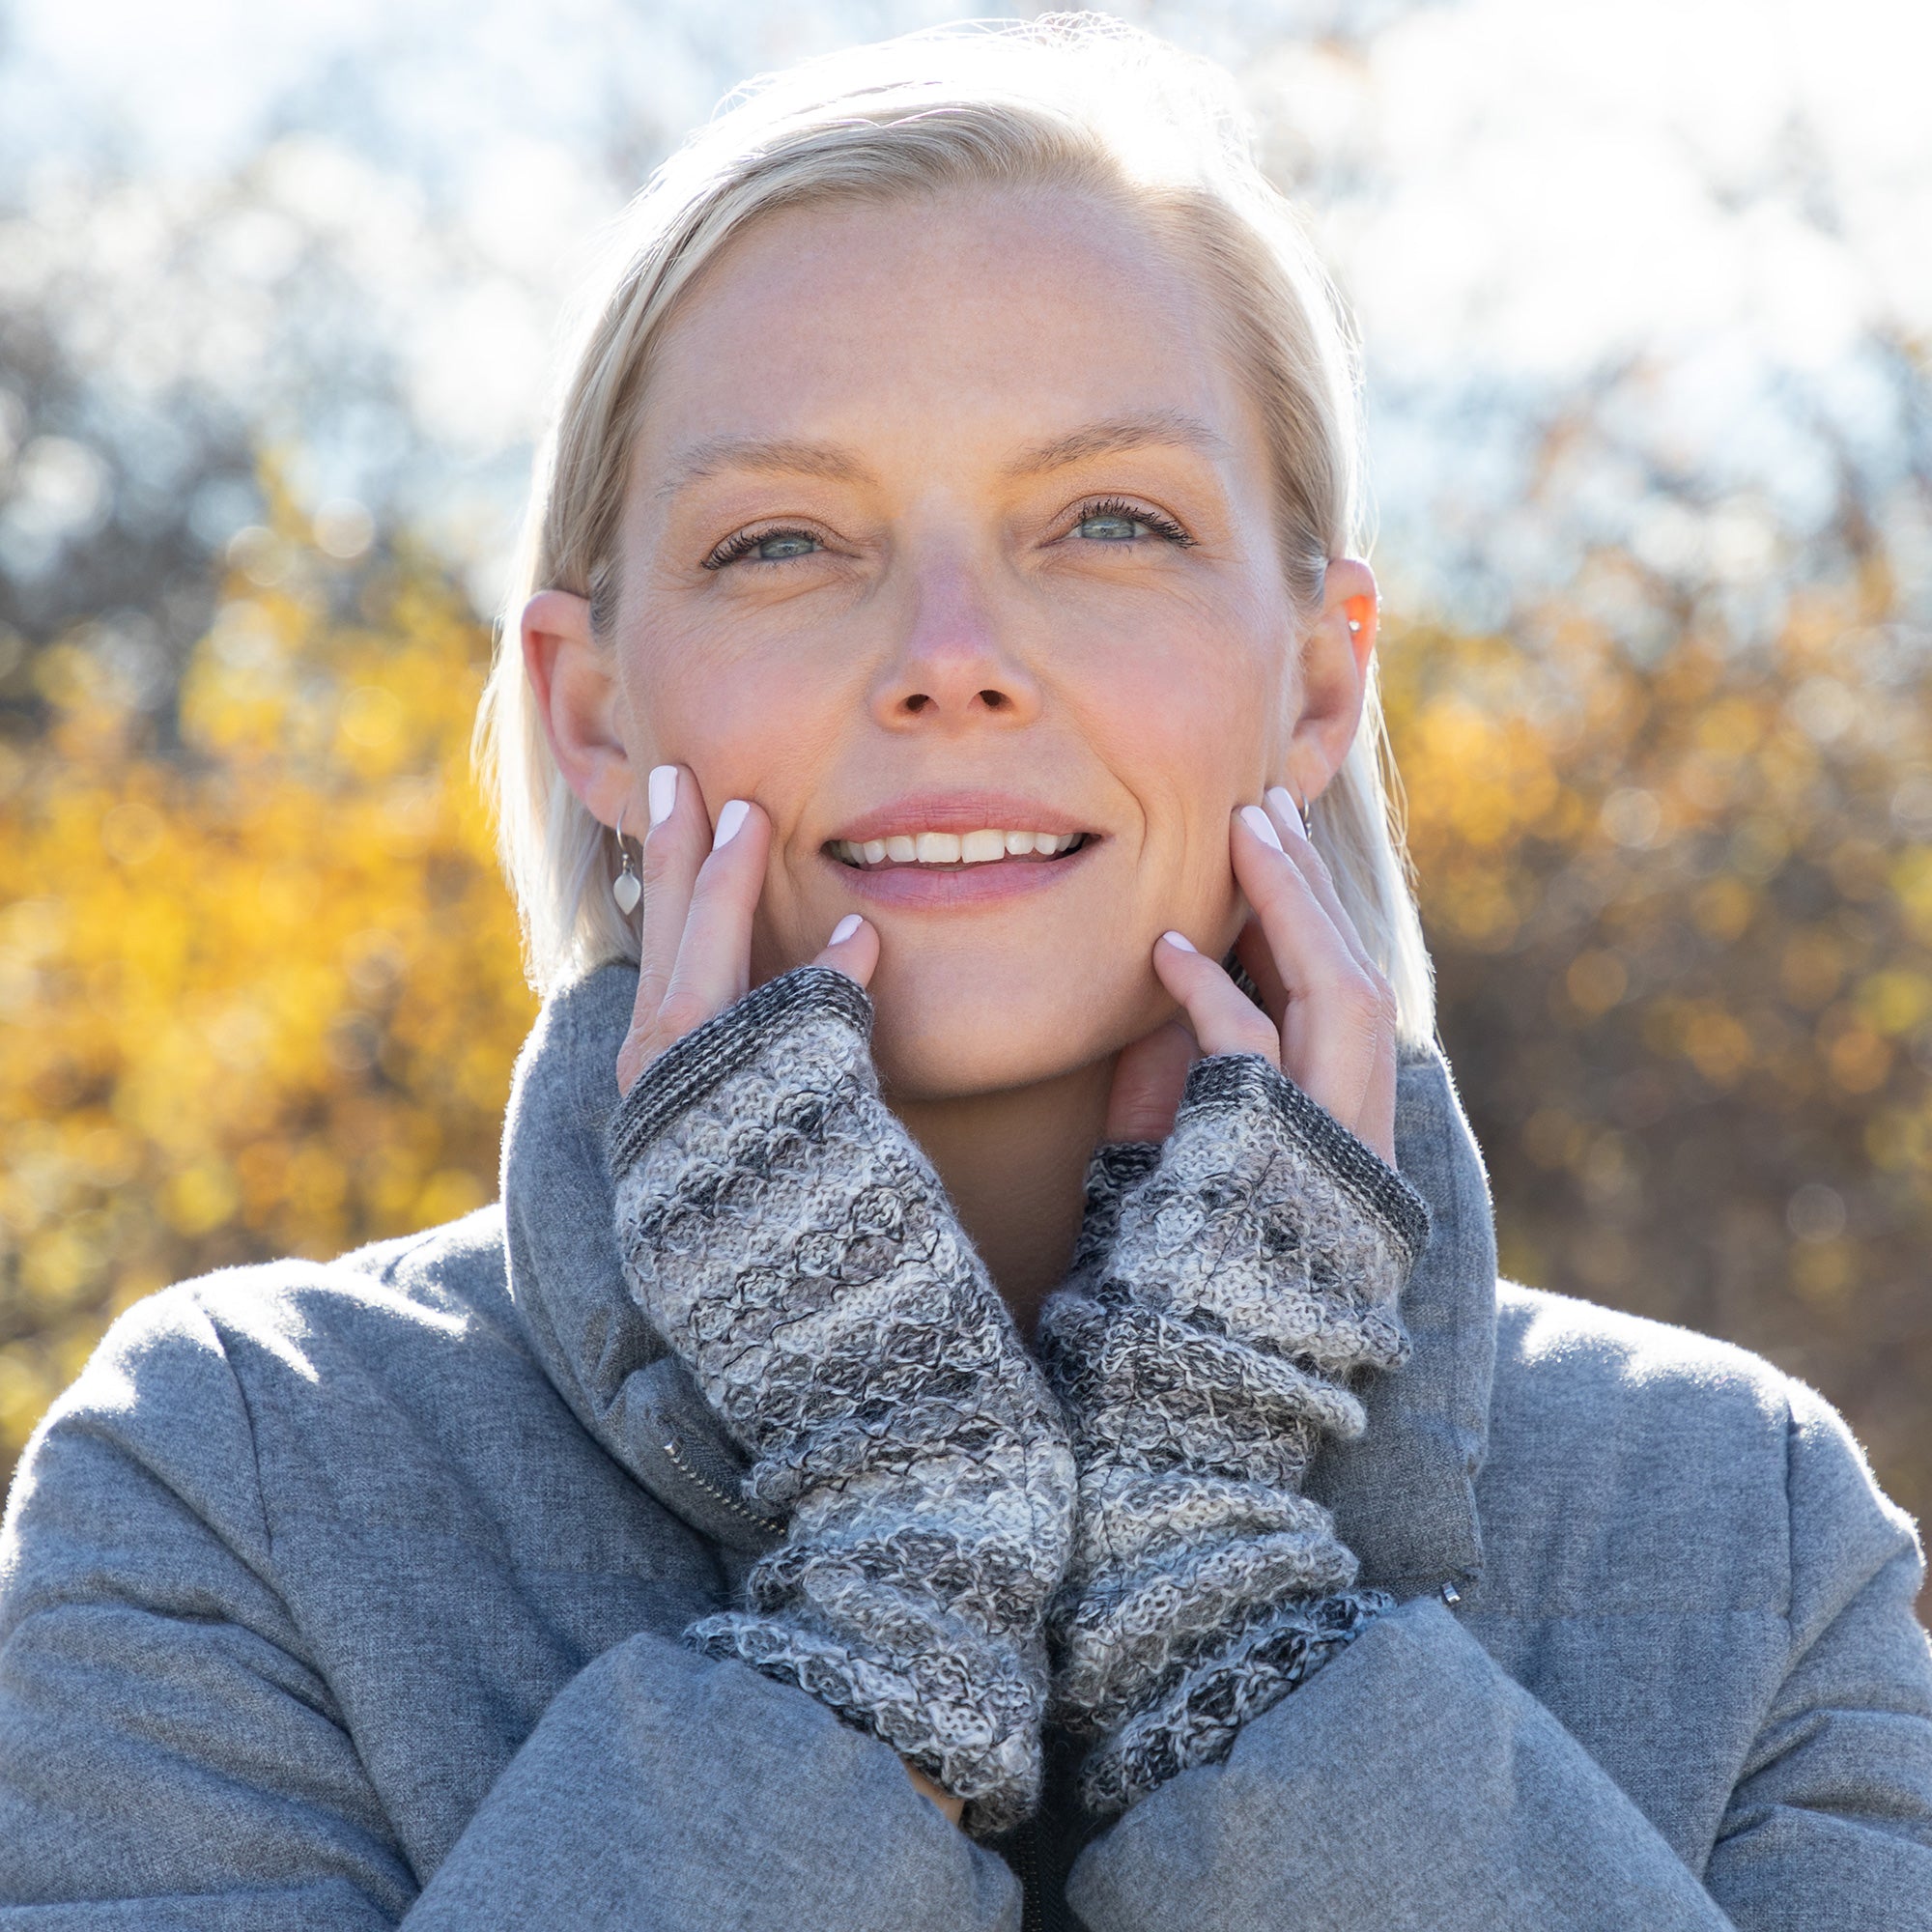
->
xmin=472 ymin=11 xmax=1436 ymax=1044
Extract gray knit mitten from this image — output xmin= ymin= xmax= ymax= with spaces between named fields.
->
xmin=1034 ymin=1051 xmax=1431 ymax=1820
xmin=605 ymin=965 xmax=1078 ymax=1838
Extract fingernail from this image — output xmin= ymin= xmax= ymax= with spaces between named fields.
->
xmin=1265 ymin=784 xmax=1308 ymax=839
xmin=830 ymin=913 xmax=863 ymax=945
xmin=648 ymin=764 xmax=677 ymax=829
xmin=1161 ymin=929 xmax=1197 ymax=953
xmin=712 ymin=798 xmax=751 ymax=849
xmin=1238 ymin=804 xmax=1283 ymax=852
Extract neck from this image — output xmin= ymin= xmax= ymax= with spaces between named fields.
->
xmin=886 ymin=1056 xmax=1115 ymax=1344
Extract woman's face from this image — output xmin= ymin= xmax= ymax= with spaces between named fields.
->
xmin=590 ymin=185 xmax=1368 ymax=1101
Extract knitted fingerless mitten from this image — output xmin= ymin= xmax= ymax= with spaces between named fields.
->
xmin=1034 ymin=1052 xmax=1432 ymax=1820
xmin=605 ymin=964 xmax=1077 ymax=1839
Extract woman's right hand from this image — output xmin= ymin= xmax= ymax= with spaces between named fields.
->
xmin=610 ymin=764 xmax=974 ymax=1829
xmin=614 ymin=763 xmax=880 ymax=1099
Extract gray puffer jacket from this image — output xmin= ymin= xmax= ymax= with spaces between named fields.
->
xmin=0 ymin=960 xmax=1927 ymax=1929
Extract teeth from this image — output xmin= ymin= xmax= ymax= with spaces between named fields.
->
xmin=829 ymin=829 xmax=1087 ymax=867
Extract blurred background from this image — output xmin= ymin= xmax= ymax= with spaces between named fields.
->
xmin=0 ymin=0 xmax=1926 ymax=1614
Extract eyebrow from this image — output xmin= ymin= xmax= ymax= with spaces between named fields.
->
xmin=655 ymin=408 xmax=1232 ymax=500
xmin=1009 ymin=408 xmax=1233 ymax=476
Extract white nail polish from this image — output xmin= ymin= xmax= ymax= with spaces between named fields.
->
xmin=648 ymin=764 xmax=677 ymax=828
xmin=1162 ymin=930 xmax=1197 ymax=953
xmin=829 ymin=913 xmax=863 ymax=945
xmin=713 ymin=799 xmax=750 ymax=849
xmin=1238 ymin=804 xmax=1284 ymax=852
xmin=1265 ymin=784 xmax=1309 ymax=839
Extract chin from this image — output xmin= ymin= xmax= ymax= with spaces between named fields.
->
xmin=864 ymin=950 xmax=1155 ymax=1103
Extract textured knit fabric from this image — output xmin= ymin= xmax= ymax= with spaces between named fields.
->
xmin=0 ymin=958 xmax=1928 ymax=1931
xmin=605 ymin=964 xmax=1077 ymax=1840
xmin=1035 ymin=1052 xmax=1430 ymax=1817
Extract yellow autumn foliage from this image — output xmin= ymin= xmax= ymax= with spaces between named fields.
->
xmin=1 ymin=487 xmax=1926 ymax=1621
xmin=0 ymin=485 xmax=537 ymax=1459
xmin=1380 ymin=579 xmax=1931 ymax=1601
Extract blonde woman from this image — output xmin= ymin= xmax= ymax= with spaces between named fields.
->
xmin=2 ymin=16 xmax=1927 ymax=1929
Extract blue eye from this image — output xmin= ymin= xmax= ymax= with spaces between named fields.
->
xmin=1077 ymin=512 xmax=1143 ymax=542
xmin=1070 ymin=497 xmax=1193 ymax=548
xmin=703 ymin=526 xmax=823 ymax=570
xmin=753 ymin=531 xmax=817 ymax=561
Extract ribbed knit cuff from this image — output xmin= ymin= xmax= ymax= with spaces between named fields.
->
xmin=1177 ymin=1053 xmax=1432 ymax=1269
xmin=604 ymin=964 xmax=872 ymax=1177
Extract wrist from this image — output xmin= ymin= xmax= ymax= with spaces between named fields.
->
xmin=903 ymin=1758 xmax=966 ymax=1826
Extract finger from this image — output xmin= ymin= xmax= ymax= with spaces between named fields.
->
xmin=659 ymin=797 xmax=772 ymax=1031
xmin=634 ymin=762 xmax=712 ymax=1019
xmin=1263 ymin=786 xmax=1378 ymax=980
xmin=1103 ymin=1015 xmax=1197 ymax=1143
xmin=1232 ymin=805 xmax=1386 ymax=1139
xmin=615 ymin=764 xmax=718 ymax=1096
xmin=1262 ymin=790 xmax=1402 ymax=1155
xmin=811 ymin=911 xmax=880 ymax=989
xmin=1231 ymin=915 xmax=1289 ymax=1029
xmin=1151 ymin=930 xmax=1279 ymax=1065
xmin=1235 ymin=901 xmax=1396 ymax=1160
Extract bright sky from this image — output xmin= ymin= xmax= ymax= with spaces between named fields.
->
xmin=2 ymin=0 xmax=1927 ymax=635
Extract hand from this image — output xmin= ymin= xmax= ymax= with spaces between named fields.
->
xmin=607 ymin=778 xmax=987 ymax=1829
xmin=612 ymin=765 xmax=880 ymax=1097
xmin=1107 ymin=786 xmax=1400 ymax=1165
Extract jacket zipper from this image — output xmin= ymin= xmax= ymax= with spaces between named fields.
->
xmin=661 ymin=1435 xmax=783 ymax=1535
xmin=1017 ymin=1813 xmax=1043 ymax=1932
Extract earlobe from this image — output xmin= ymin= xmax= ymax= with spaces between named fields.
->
xmin=520 ymin=587 xmax=636 ymax=825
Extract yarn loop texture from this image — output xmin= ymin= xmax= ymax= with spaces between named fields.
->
xmin=1036 ymin=1051 xmax=1431 ymax=1818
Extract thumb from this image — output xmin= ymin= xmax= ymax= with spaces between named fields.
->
xmin=1103 ymin=1018 xmax=1197 ymax=1144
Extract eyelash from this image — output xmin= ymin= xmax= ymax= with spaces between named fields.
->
xmin=1071 ymin=496 xmax=1194 ymax=548
xmin=702 ymin=526 xmax=813 ymax=571
xmin=699 ymin=495 xmax=1195 ymax=570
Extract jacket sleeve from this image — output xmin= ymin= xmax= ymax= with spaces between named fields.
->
xmin=1062 ymin=1375 xmax=1932 ymax=1932
xmin=0 ymin=1288 xmax=1024 ymax=1931
xmin=1702 ymin=1377 xmax=1932 ymax=1927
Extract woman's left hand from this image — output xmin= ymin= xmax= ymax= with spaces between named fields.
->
xmin=1103 ymin=785 xmax=1401 ymax=1166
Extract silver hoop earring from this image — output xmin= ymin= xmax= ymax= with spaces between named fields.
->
xmin=612 ymin=805 xmax=641 ymax=915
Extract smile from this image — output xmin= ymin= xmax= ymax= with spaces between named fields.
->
xmin=825 ymin=829 xmax=1093 ymax=868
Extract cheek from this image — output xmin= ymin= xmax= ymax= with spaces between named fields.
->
xmin=1080 ymin=609 xmax=1289 ymax=880
xmin=626 ymin=615 xmax=843 ymax=798
xmin=625 ymin=616 xmax=852 ymax=971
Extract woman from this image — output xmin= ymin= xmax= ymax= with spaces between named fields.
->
xmin=2 ymin=15 xmax=1927 ymax=1928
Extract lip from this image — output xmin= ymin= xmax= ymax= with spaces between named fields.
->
xmin=824 ymin=789 xmax=1094 ymax=847
xmin=825 ymin=832 xmax=1101 ymax=908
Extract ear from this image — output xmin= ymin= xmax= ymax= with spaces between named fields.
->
xmin=520 ymin=589 xmax=637 ymax=828
xmin=1283 ymin=558 xmax=1378 ymax=808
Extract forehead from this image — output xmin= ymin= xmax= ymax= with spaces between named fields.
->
xmin=633 ymin=183 xmax=1266 ymax=488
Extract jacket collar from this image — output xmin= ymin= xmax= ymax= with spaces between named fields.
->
xmin=1309 ymin=1037 xmax=1496 ymax=1597
xmin=500 ymin=962 xmax=1496 ymax=1596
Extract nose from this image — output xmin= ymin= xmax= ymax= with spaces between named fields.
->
xmin=867 ymin=555 xmax=1043 ymax=731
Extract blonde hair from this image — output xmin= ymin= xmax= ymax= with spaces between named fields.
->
xmin=472 ymin=12 xmax=1437 ymax=1045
